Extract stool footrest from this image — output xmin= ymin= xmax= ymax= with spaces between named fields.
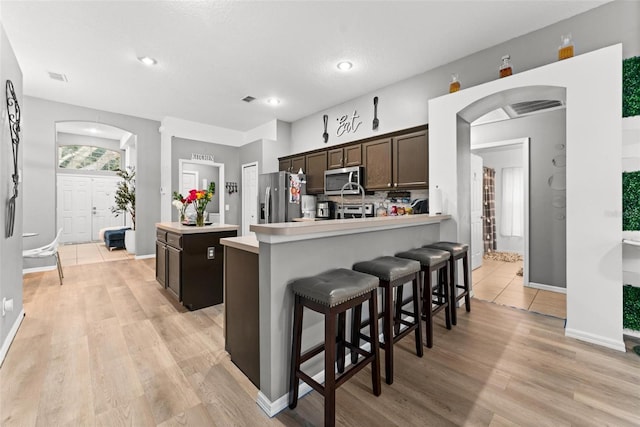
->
xmin=299 ymin=342 xmax=326 ymax=364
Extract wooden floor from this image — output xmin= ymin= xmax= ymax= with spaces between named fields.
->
xmin=2 ymin=259 xmax=639 ymax=426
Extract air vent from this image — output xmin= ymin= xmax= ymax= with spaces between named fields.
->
xmin=48 ymin=71 xmax=68 ymax=82
xmin=241 ymin=96 xmax=256 ymax=103
xmin=510 ymin=100 xmax=563 ymax=115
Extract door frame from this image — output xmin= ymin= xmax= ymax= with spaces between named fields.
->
xmin=471 ymin=137 xmax=529 ymax=286
xmin=241 ymin=161 xmax=259 ymax=236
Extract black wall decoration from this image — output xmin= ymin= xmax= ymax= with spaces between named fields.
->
xmin=373 ymin=96 xmax=379 ymax=130
xmin=322 ymin=114 xmax=329 ymax=143
xmin=5 ymin=80 xmax=21 ymax=238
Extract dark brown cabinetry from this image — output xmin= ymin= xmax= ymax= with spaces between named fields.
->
xmin=362 ymin=138 xmax=393 ymax=190
xmin=327 ymin=144 xmax=362 ymax=169
xmin=305 ymin=151 xmax=327 ymax=194
xmin=156 ymin=226 xmax=238 ymax=310
xmin=362 ymin=130 xmax=428 ymax=190
xmin=279 ymin=155 xmax=305 ymax=173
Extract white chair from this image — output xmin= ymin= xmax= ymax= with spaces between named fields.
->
xmin=23 ymin=228 xmax=64 ymax=285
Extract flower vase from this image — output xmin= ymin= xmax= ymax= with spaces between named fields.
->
xmin=196 ymin=211 xmax=205 ymax=227
xmin=180 ymin=212 xmax=186 ymax=223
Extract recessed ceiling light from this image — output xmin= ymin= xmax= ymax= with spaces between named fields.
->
xmin=337 ymin=61 xmax=353 ymax=71
xmin=87 ymin=128 xmax=99 ymax=134
xmin=266 ymin=98 xmax=281 ymax=106
xmin=138 ymin=56 xmax=157 ymax=66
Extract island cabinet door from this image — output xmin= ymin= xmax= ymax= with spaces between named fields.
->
xmin=167 ymin=246 xmax=181 ymax=300
xmin=362 ymin=138 xmax=393 ymax=190
xmin=156 ymin=241 xmax=167 ymax=287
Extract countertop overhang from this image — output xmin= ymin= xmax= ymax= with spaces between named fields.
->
xmin=250 ymin=214 xmax=451 ymax=244
xmin=156 ymin=222 xmax=239 ymax=234
xmin=220 ymin=235 xmax=259 ymax=254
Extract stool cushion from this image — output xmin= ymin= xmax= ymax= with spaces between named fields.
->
xmin=396 ymin=248 xmax=450 ymax=267
xmin=291 ymin=268 xmax=378 ymax=307
xmin=353 ymin=256 xmax=421 ymax=282
xmin=424 ymin=241 xmax=469 ymax=257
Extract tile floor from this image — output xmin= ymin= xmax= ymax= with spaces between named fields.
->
xmin=58 ymin=241 xmax=134 ymax=266
xmin=472 ymin=258 xmax=567 ymax=319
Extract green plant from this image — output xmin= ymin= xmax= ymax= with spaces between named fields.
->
xmin=111 ymin=167 xmax=136 ymax=230
xmin=623 ymin=285 xmax=640 ymax=331
xmin=623 ymin=56 xmax=640 ymax=118
xmin=623 ymin=171 xmax=640 ymax=230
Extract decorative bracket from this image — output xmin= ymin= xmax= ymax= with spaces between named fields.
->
xmin=5 ymin=80 xmax=21 ymax=238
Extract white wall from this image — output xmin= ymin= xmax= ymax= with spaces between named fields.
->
xmin=0 ymin=23 xmax=23 ymax=364
xmin=429 ymin=45 xmax=623 ymax=351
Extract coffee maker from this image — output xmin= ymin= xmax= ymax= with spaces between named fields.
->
xmin=316 ymin=201 xmax=335 ymax=219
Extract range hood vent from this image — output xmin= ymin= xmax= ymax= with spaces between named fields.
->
xmin=509 ymin=99 xmax=563 ymax=115
xmin=241 ymin=95 xmax=256 ymax=103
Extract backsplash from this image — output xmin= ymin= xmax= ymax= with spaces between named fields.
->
xmin=320 ymin=189 xmax=429 ymax=216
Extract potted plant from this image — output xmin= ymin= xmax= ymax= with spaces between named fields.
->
xmin=111 ymin=167 xmax=136 ymax=253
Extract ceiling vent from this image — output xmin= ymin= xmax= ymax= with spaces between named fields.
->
xmin=48 ymin=71 xmax=68 ymax=82
xmin=241 ymin=96 xmax=256 ymax=103
xmin=508 ymin=99 xmax=563 ymax=116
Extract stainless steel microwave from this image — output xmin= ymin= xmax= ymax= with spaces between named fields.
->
xmin=324 ymin=166 xmax=364 ymax=195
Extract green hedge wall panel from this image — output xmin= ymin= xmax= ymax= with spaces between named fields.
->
xmin=623 ymin=56 xmax=640 ymax=118
xmin=623 ymin=171 xmax=640 ymax=230
xmin=623 ymin=285 xmax=640 ymax=331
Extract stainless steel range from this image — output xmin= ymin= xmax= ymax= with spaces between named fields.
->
xmin=335 ymin=203 xmax=374 ymax=219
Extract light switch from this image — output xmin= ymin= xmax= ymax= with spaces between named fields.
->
xmin=225 ymin=204 xmax=229 ymax=211
xmin=207 ymin=247 xmax=215 ymax=259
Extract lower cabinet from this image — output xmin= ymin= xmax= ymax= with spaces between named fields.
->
xmin=156 ymin=227 xmax=237 ymax=310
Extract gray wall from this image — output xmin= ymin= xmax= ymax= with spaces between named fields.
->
xmin=23 ymin=97 xmax=161 ymax=262
xmin=0 ymin=24 xmax=23 ymax=360
xmin=239 ymin=139 xmax=263 ymax=173
xmin=473 ymin=145 xmax=524 ymax=254
xmin=288 ymin=1 xmax=639 ymax=155
xmin=472 ymin=109 xmax=566 ymax=288
xmin=172 ymin=137 xmax=241 ymax=225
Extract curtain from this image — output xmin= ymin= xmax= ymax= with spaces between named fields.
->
xmin=483 ymin=167 xmax=496 ymax=252
xmin=501 ymin=167 xmax=524 ymax=237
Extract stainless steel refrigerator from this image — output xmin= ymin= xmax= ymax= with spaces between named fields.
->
xmin=258 ymin=171 xmax=305 ymax=223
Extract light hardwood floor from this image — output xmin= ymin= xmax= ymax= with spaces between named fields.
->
xmin=2 ymin=258 xmax=639 ymax=426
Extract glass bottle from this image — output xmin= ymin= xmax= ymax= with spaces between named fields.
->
xmin=558 ymin=33 xmax=574 ymax=60
xmin=499 ymin=55 xmax=513 ymax=78
xmin=449 ymin=73 xmax=460 ymax=93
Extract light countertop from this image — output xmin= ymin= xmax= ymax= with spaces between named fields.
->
xmin=220 ymin=235 xmax=259 ymax=254
xmin=156 ymin=222 xmax=239 ymax=234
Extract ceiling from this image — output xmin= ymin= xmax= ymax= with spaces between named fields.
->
xmin=1 ymin=1 xmax=608 ymax=132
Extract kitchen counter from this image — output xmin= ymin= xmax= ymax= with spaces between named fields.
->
xmin=250 ymin=213 xmax=451 ymax=416
xmin=220 ymin=235 xmax=259 ymax=254
xmin=156 ymin=222 xmax=239 ymax=234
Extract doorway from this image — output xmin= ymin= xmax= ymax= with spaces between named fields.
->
xmin=241 ymin=162 xmax=258 ymax=236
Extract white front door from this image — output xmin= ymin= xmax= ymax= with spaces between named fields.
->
xmin=242 ymin=162 xmax=259 ymax=236
xmin=57 ymin=174 xmax=124 ymax=243
xmin=91 ymin=176 xmax=123 ymax=240
xmin=470 ymin=154 xmax=484 ymax=270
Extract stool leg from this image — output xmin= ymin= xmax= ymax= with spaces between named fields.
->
xmin=325 ymin=310 xmax=337 ymax=427
xmin=443 ymin=264 xmax=452 ymax=330
xmin=463 ymin=253 xmax=471 ymax=312
xmin=337 ymin=312 xmax=346 ymax=374
xmin=394 ymin=284 xmax=403 ymax=336
xmin=368 ymin=289 xmax=381 ymax=396
xmin=289 ymin=295 xmax=304 ymax=409
xmin=449 ymin=257 xmax=458 ymax=326
xmin=350 ymin=304 xmax=362 ymax=365
xmin=424 ymin=269 xmax=434 ymax=348
xmin=383 ymin=283 xmax=394 ymax=385
xmin=412 ymin=274 xmax=423 ymax=357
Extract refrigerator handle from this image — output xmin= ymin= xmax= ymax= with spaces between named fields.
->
xmin=265 ymin=186 xmax=271 ymax=224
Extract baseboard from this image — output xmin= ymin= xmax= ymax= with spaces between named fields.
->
xmin=526 ymin=282 xmax=566 ymax=294
xmin=23 ymin=265 xmax=56 ymax=275
xmin=0 ymin=309 xmax=25 ymax=367
xmin=623 ymin=328 xmax=640 ymax=339
xmin=565 ymin=327 xmax=626 ymax=352
xmin=134 ymin=254 xmax=155 ymax=260
xmin=257 ymin=369 xmax=326 ymax=417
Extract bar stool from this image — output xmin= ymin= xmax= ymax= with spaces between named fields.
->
xmin=424 ymin=242 xmax=470 ymax=325
xmin=396 ymin=248 xmax=451 ymax=348
xmin=289 ymin=268 xmax=381 ymax=427
xmin=351 ymin=256 xmax=422 ymax=385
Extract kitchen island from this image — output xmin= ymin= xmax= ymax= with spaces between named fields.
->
xmin=248 ymin=213 xmax=451 ymax=415
xmin=155 ymin=222 xmax=238 ymax=310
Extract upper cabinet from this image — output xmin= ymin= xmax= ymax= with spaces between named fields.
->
xmin=362 ymin=130 xmax=428 ymax=190
xmin=279 ymin=155 xmax=305 ymax=173
xmin=305 ymin=151 xmax=327 ymax=194
xmin=393 ymin=130 xmax=428 ymax=189
xmin=279 ymin=125 xmax=428 ymax=193
xmin=327 ymin=144 xmax=362 ymax=169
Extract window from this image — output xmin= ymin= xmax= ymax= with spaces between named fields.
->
xmin=58 ymin=145 xmax=122 ymax=171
